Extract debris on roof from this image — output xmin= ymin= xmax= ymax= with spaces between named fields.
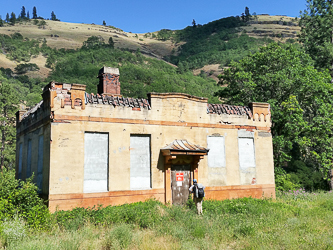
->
xmin=207 ymin=104 xmax=252 ymax=118
xmin=85 ymin=93 xmax=151 ymax=110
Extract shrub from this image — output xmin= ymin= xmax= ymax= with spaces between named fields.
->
xmin=0 ymin=169 xmax=49 ymax=229
xmin=275 ymin=167 xmax=300 ymax=191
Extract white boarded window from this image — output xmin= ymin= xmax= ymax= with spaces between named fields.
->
xmin=37 ymin=135 xmax=44 ymax=192
xmin=26 ymin=140 xmax=32 ymax=178
xmin=84 ymin=133 xmax=109 ymax=193
xmin=207 ymin=136 xmax=226 ymax=168
xmin=18 ymin=144 xmax=23 ymax=179
xmin=130 ymin=135 xmax=151 ymax=190
xmin=238 ymin=138 xmax=256 ymax=169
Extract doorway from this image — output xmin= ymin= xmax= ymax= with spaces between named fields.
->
xmin=171 ymin=165 xmax=191 ymax=205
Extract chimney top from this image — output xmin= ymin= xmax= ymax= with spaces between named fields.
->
xmin=99 ymin=67 xmax=119 ymax=76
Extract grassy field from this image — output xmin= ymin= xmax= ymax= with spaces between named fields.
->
xmin=1 ymin=190 xmax=333 ymax=250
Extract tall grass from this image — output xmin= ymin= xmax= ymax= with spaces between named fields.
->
xmin=1 ymin=191 xmax=333 ymax=249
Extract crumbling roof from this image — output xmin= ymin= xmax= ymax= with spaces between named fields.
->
xmin=21 ymin=100 xmax=44 ymax=120
xmin=85 ymin=93 xmax=151 ymax=109
xmin=207 ymin=104 xmax=252 ymax=118
xmin=161 ymin=139 xmax=208 ymax=153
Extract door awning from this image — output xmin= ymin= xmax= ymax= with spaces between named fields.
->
xmin=161 ymin=139 xmax=209 ymax=156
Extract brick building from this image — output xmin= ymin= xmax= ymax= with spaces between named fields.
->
xmin=16 ymin=67 xmax=275 ymax=212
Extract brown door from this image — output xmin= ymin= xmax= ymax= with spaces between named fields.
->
xmin=171 ymin=165 xmax=191 ymax=205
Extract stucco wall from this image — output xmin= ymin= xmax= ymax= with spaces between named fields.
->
xmin=16 ymin=83 xmax=275 ymax=211
xmin=16 ymin=124 xmax=51 ymax=195
xmin=48 ymin=93 xmax=274 ymax=195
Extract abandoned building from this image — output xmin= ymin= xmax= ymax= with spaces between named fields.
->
xmin=16 ymin=67 xmax=275 ymax=212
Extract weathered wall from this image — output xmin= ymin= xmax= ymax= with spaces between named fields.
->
xmin=16 ymin=123 xmax=51 ymax=195
xmin=45 ymin=89 xmax=274 ymax=211
xmin=17 ymin=82 xmax=275 ymax=211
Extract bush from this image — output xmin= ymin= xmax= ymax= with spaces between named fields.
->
xmin=0 ymin=169 xmax=49 ymax=229
xmin=275 ymin=167 xmax=300 ymax=191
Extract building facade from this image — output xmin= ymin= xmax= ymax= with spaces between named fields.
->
xmin=16 ymin=67 xmax=275 ymax=212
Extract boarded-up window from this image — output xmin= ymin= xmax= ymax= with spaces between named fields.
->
xmin=18 ymin=144 xmax=23 ymax=179
xmin=238 ymin=138 xmax=256 ymax=169
xmin=26 ymin=140 xmax=32 ymax=178
xmin=84 ymin=133 xmax=109 ymax=193
xmin=130 ymin=135 xmax=151 ymax=190
xmin=37 ymin=135 xmax=43 ymax=192
xmin=207 ymin=136 xmax=226 ymax=168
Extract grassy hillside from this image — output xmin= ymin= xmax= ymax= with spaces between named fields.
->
xmin=0 ymin=14 xmax=301 ymax=105
xmin=0 ymin=15 xmax=300 ymax=79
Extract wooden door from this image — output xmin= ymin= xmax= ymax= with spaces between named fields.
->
xmin=171 ymin=165 xmax=191 ymax=205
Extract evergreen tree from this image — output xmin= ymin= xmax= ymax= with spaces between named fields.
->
xmin=5 ymin=13 xmax=9 ymax=23
xmin=51 ymin=11 xmax=57 ymax=21
xmin=27 ymin=11 xmax=30 ymax=20
xmin=241 ymin=13 xmax=245 ymax=22
xmin=20 ymin=6 xmax=26 ymax=19
xmin=245 ymin=7 xmax=251 ymax=21
xmin=108 ymin=37 xmax=114 ymax=48
xmin=9 ymin=12 xmax=16 ymax=25
xmin=192 ymin=19 xmax=197 ymax=27
xmin=32 ymin=6 xmax=37 ymax=19
xmin=0 ymin=17 xmax=3 ymax=27
xmin=103 ymin=20 xmax=106 ymax=26
xmin=299 ymin=0 xmax=333 ymax=75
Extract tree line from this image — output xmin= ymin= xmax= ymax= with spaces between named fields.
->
xmin=0 ymin=6 xmax=59 ymax=26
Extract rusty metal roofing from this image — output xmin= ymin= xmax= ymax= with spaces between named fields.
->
xmin=161 ymin=139 xmax=208 ymax=152
xmin=207 ymin=103 xmax=252 ymax=118
xmin=85 ymin=93 xmax=151 ymax=109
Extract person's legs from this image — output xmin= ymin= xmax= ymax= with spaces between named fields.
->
xmin=194 ymin=197 xmax=200 ymax=215
xmin=198 ymin=198 xmax=203 ymax=215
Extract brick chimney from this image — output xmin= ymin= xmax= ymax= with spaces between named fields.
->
xmin=97 ymin=67 xmax=121 ymax=96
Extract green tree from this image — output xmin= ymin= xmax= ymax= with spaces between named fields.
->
xmin=38 ymin=20 xmax=47 ymax=29
xmin=108 ymin=37 xmax=114 ymax=48
xmin=20 ymin=6 xmax=26 ymax=19
xmin=299 ymin=0 xmax=333 ymax=74
xmin=0 ymin=73 xmax=19 ymax=170
xmin=9 ymin=12 xmax=16 ymax=25
xmin=27 ymin=11 xmax=30 ymax=19
xmin=5 ymin=13 xmax=9 ymax=23
xmin=51 ymin=11 xmax=58 ymax=21
xmin=245 ymin=7 xmax=251 ymax=22
xmin=216 ymin=43 xmax=333 ymax=177
xmin=83 ymin=36 xmax=105 ymax=48
xmin=103 ymin=20 xmax=106 ymax=26
xmin=192 ymin=19 xmax=197 ymax=27
xmin=32 ymin=6 xmax=37 ymax=19
xmin=0 ymin=16 xmax=3 ymax=27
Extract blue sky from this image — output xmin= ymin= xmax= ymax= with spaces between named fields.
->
xmin=2 ymin=0 xmax=307 ymax=33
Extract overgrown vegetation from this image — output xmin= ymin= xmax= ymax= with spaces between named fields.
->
xmin=1 ymin=189 xmax=333 ymax=249
xmin=218 ymin=43 xmax=333 ymax=189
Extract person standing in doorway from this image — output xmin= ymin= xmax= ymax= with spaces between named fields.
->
xmin=189 ymin=179 xmax=205 ymax=215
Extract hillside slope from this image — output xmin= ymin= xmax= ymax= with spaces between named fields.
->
xmin=0 ymin=15 xmax=300 ymax=80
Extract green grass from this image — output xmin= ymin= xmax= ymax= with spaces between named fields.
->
xmin=2 ymin=192 xmax=333 ymax=249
